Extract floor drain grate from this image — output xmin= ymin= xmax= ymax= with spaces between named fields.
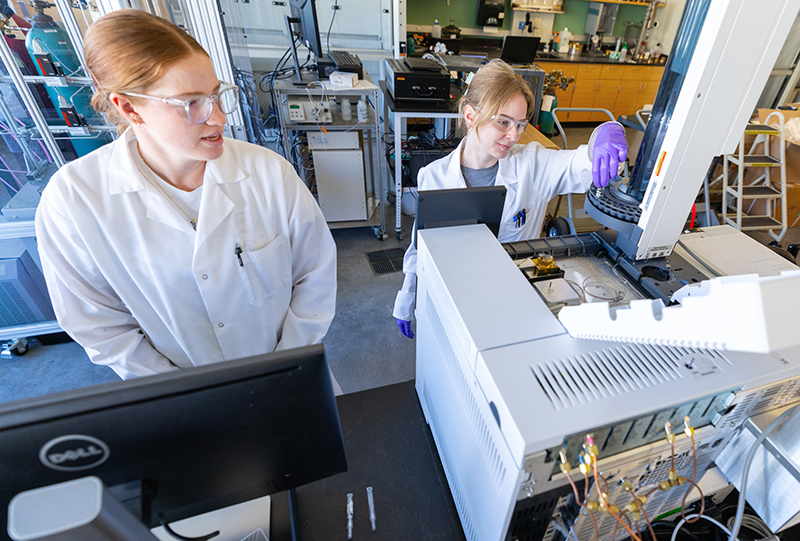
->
xmin=366 ymin=248 xmax=406 ymax=275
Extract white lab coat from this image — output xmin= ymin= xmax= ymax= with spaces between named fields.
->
xmin=36 ymin=129 xmax=337 ymax=380
xmin=393 ymin=137 xmax=593 ymax=321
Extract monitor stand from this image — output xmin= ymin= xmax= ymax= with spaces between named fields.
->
xmin=269 ymin=489 xmax=300 ymax=541
xmin=284 ymin=16 xmax=320 ymax=86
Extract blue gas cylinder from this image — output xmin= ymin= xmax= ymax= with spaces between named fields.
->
xmin=25 ymin=8 xmax=107 ymax=156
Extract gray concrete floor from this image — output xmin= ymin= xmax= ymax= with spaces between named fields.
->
xmin=2 ymin=124 xmax=798 ymax=404
xmin=0 ymin=213 xmax=417 ymax=402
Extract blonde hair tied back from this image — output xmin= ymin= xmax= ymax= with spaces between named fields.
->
xmin=458 ymin=60 xmax=534 ymax=133
xmin=84 ymin=9 xmax=208 ymax=134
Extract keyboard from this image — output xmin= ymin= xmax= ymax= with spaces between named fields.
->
xmin=327 ymin=51 xmax=363 ymax=78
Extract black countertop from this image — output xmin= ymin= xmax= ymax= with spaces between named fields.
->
xmin=534 ymin=50 xmax=668 ymax=66
xmin=410 ymin=46 xmax=667 ymax=68
xmin=293 ymin=380 xmax=467 ymax=541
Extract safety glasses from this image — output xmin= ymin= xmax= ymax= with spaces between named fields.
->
xmin=490 ymin=114 xmax=529 ymax=135
xmin=124 ymin=81 xmax=239 ymax=124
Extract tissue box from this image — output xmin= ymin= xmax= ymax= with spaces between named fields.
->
xmin=329 ymin=71 xmax=358 ymax=88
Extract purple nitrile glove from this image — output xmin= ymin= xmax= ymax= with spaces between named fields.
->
xmin=397 ymin=319 xmax=414 ymax=339
xmin=590 ymin=122 xmax=628 ymax=188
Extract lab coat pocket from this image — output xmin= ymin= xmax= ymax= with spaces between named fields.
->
xmin=236 ymin=234 xmax=292 ymax=307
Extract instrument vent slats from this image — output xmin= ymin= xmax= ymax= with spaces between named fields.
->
xmin=531 ymin=344 xmax=714 ymax=410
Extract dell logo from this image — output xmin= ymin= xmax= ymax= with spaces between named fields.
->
xmin=39 ymin=435 xmax=110 ymax=471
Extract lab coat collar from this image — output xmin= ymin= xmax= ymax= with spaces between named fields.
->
xmin=195 ymin=155 xmax=239 ymax=244
xmin=447 ymin=137 xmax=519 ymax=200
xmin=108 ymin=129 xmax=243 ymax=237
xmin=108 ymin=129 xmax=148 ymax=195
xmin=108 ymin=129 xmax=248 ymax=193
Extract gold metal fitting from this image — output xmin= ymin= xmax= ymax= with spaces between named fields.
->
xmin=532 ymin=253 xmax=561 ymax=277
xmin=664 ymin=422 xmax=675 ymax=443
xmin=659 ymin=480 xmax=671 ymax=491
xmin=583 ymin=434 xmax=598 ymax=457
xmin=684 ymin=416 xmax=695 ymax=437
xmin=668 ymin=468 xmax=678 ymax=483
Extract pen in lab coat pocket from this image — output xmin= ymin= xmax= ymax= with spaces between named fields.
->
xmin=235 ymin=243 xmax=243 ymax=267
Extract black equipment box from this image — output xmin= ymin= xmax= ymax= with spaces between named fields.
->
xmin=406 ymin=137 xmax=460 ymax=185
xmin=328 ymin=51 xmax=364 ymax=79
xmin=385 ymin=58 xmax=450 ymax=103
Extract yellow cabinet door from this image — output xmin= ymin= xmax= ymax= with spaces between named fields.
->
xmin=592 ymin=80 xmax=620 ymax=122
xmin=644 ymin=66 xmax=665 ymax=81
xmin=600 ymin=64 xmax=624 ymax=81
xmin=615 ymin=80 xmax=642 ymax=118
xmin=622 ymin=65 xmax=646 ymax=81
xmin=637 ymin=80 xmax=660 ymax=111
xmin=569 ymin=80 xmax=597 ymax=122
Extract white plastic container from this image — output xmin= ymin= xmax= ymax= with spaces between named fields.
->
xmin=558 ymin=28 xmax=571 ymax=53
xmin=432 ymin=19 xmax=441 ymax=39
xmin=357 ymin=97 xmax=368 ymax=123
xmin=341 ymin=98 xmax=352 ymax=121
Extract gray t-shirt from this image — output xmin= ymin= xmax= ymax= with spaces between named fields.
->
xmin=461 ymin=162 xmax=499 ymax=188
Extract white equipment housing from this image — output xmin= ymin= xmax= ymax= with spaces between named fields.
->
xmin=414 ymin=1 xmax=800 ymax=539
xmin=623 ymin=0 xmax=800 ymax=260
xmin=416 ymin=225 xmax=800 ymax=541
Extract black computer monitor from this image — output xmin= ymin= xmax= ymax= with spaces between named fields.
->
xmin=500 ymin=36 xmax=541 ymax=65
xmin=285 ymin=0 xmax=324 ymax=84
xmin=289 ymin=0 xmax=323 ymax=57
xmin=414 ymin=186 xmax=508 ymax=246
xmin=0 ymin=344 xmax=346 ymax=540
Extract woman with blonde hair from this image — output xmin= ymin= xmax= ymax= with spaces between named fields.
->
xmin=35 ymin=9 xmax=338 ymax=385
xmin=394 ymin=59 xmax=627 ymax=338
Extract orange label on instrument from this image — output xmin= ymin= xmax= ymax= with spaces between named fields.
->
xmin=656 ymin=151 xmax=667 ymax=176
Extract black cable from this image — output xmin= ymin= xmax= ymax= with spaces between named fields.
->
xmin=158 ymin=513 xmax=219 ymax=541
xmin=326 ymin=0 xmax=340 ymax=55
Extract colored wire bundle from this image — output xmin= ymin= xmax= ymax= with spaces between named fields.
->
xmin=559 ymin=417 xmax=706 ymax=541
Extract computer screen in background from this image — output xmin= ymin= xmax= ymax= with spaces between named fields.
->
xmin=500 ymin=36 xmax=541 ymax=65
xmin=289 ymin=0 xmax=323 ymax=57
xmin=415 ymin=186 xmax=508 ymax=247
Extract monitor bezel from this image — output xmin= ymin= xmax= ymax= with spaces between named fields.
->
xmin=0 ymin=344 xmax=347 ymax=536
xmin=414 ymin=185 xmax=508 ymax=247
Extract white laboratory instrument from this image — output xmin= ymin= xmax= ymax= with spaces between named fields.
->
xmin=414 ymin=1 xmax=800 ymax=540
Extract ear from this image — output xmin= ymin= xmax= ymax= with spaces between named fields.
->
xmin=109 ymin=92 xmax=143 ymax=125
xmin=463 ymin=104 xmax=479 ymax=130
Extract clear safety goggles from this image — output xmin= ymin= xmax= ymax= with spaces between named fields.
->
xmin=490 ymin=114 xmax=529 ymax=135
xmin=124 ymin=81 xmax=239 ymax=124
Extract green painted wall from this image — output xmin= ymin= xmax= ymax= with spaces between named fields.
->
xmin=551 ymin=0 xmax=589 ymax=33
xmin=549 ymin=2 xmax=648 ymax=37
xmin=407 ymin=0 xmax=647 ymax=37
xmin=406 ymin=0 xmax=510 ymax=31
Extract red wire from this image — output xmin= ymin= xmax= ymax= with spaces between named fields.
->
xmin=689 ymin=203 xmax=696 ymax=229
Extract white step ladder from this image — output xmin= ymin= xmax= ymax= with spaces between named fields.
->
xmin=722 ymin=112 xmax=788 ymax=242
